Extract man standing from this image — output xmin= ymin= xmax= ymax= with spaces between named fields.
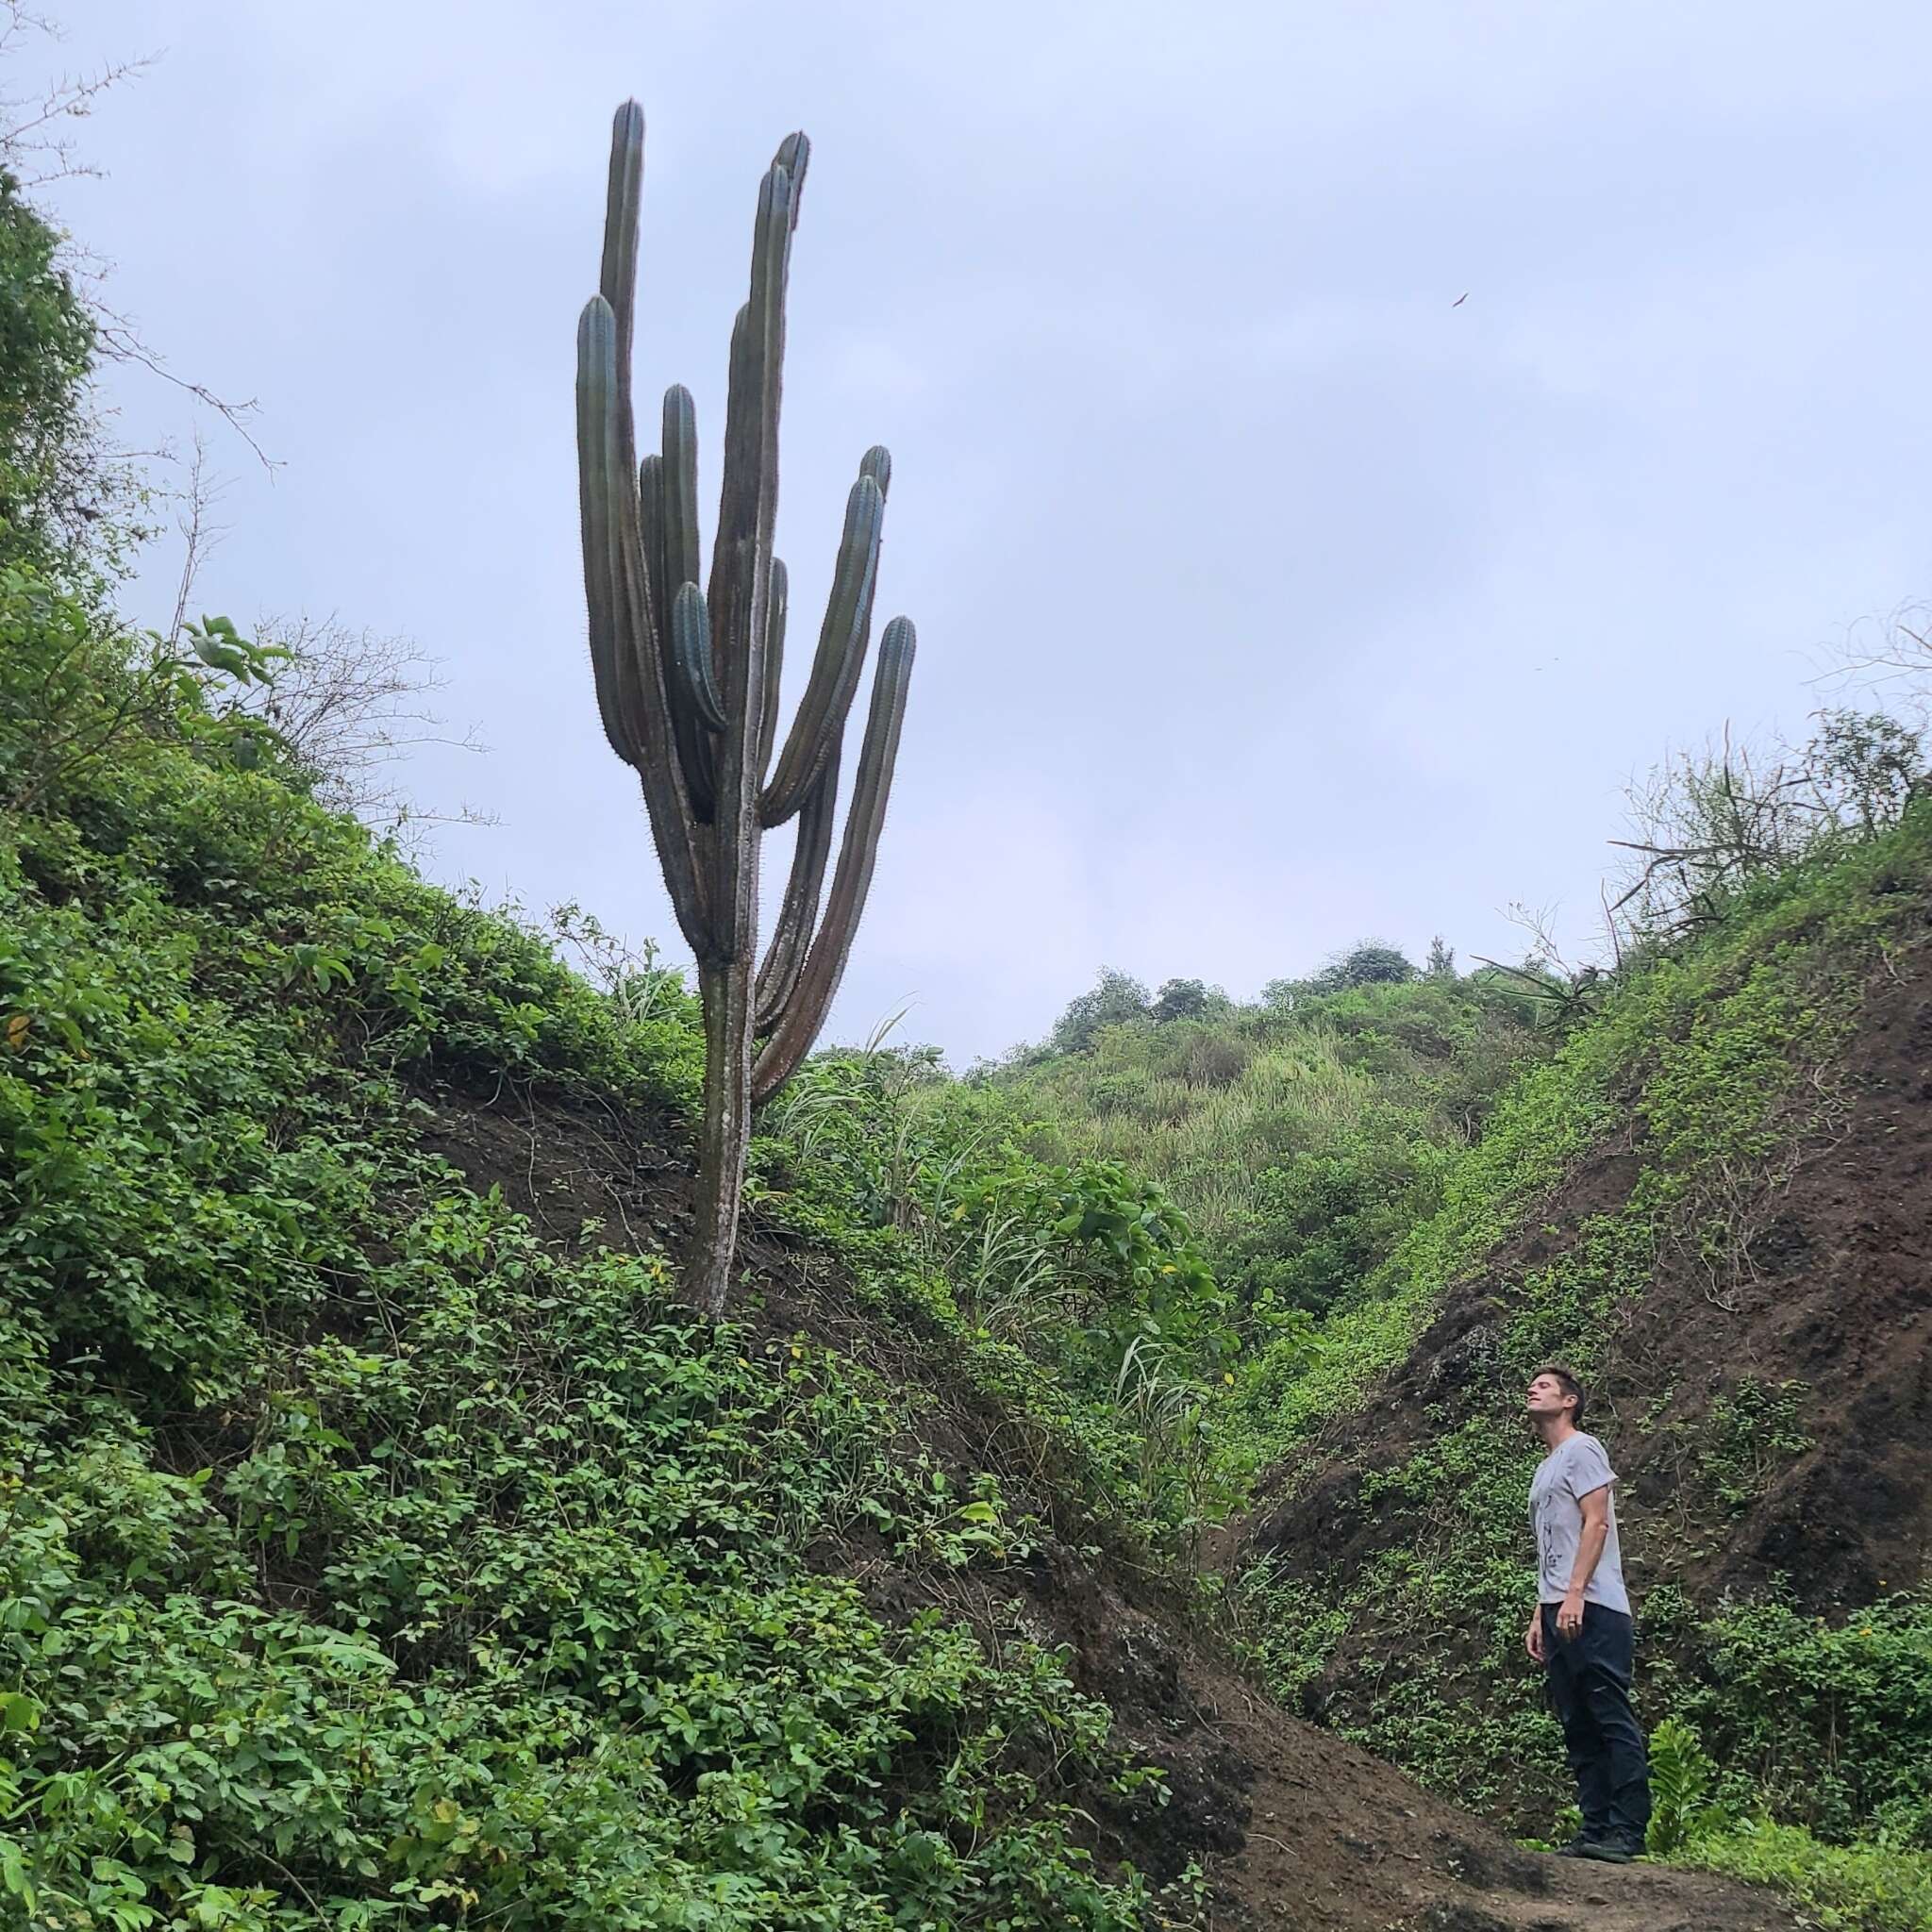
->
xmin=1524 ymin=1365 xmax=1651 ymax=1862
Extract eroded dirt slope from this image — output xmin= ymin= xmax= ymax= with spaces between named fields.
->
xmin=1240 ymin=957 xmax=1932 ymax=1627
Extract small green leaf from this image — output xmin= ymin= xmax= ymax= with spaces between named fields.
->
xmin=0 ymin=1691 xmax=42 ymax=1734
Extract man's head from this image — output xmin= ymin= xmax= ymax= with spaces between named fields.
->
xmin=1525 ymin=1364 xmax=1586 ymax=1432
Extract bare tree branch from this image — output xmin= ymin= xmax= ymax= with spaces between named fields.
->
xmin=0 ymin=7 xmax=158 ymax=187
xmin=93 ymin=320 xmax=275 ymax=472
xmin=230 ymin=614 xmax=491 ymax=841
xmin=1607 ymin=708 xmax=1925 ymax=944
xmin=165 ymin=432 xmax=226 ymax=643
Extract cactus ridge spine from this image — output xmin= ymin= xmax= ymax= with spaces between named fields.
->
xmin=757 ymin=557 xmax=789 ymax=779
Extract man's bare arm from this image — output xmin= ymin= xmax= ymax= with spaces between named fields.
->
xmin=1571 ymin=1486 xmax=1611 ymax=1589
xmin=1556 ymin=1486 xmax=1611 ymax=1637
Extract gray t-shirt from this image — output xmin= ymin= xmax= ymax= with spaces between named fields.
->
xmin=1528 ymin=1431 xmax=1630 ymax=1614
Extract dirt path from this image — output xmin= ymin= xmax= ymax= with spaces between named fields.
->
xmin=1183 ymin=1652 xmax=1802 ymax=1930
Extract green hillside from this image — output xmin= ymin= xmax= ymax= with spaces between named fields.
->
xmin=982 ymin=964 xmax=1543 ymax=1325
xmin=982 ymin=822 xmax=1932 ymax=1926
xmin=0 ymin=167 xmax=1234 ymax=1926
xmin=1225 ymin=817 xmax=1932 ymax=1796
xmin=0 ymin=592 xmax=1253 ymax=1925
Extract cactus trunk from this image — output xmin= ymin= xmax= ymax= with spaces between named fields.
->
xmin=574 ymin=101 xmax=920 ymax=1318
xmin=691 ymin=958 xmax=756 ymax=1318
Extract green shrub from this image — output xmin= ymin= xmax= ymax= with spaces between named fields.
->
xmin=1684 ymin=1596 xmax=1932 ymax=1844
xmin=0 ymin=167 xmax=123 ymax=575
xmin=991 ymin=978 xmax=1541 ymax=1316
xmin=1680 ymin=1821 xmax=1932 ymax=1932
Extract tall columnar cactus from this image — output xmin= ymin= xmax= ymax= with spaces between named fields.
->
xmin=575 ymin=101 xmax=918 ymax=1318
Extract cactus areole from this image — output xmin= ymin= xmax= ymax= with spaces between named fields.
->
xmin=575 ymin=102 xmax=918 ymax=1318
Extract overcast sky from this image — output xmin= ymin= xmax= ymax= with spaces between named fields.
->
xmin=27 ymin=2 xmax=1932 ymax=1063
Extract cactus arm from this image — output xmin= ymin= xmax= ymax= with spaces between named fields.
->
xmin=577 ymin=298 xmax=637 ymax=771
xmin=599 ymin=101 xmax=644 ymax=426
xmin=671 ymin=582 xmax=727 ymax=730
xmin=660 ymin=384 xmax=702 ymax=613
xmin=670 ymin=581 xmax=723 ymax=819
xmin=596 ymin=106 xmax=659 ymax=679
xmin=705 ymin=159 xmax=795 ymax=963
xmin=714 ymin=175 xmax=791 ymax=578
xmin=754 ymin=743 xmax=838 ymax=1034
xmin=599 ymin=100 xmax=668 ymax=741
xmin=577 ymin=293 xmax=709 ymax=950
xmin=577 ymin=296 xmax=655 ymax=774
xmin=757 ymin=556 xmax=788 ymax=779
xmin=760 ymin=463 xmax=886 ymax=826
xmin=715 ymin=141 xmax=804 ymax=589
xmin=753 ymin=616 xmax=915 ymax=1105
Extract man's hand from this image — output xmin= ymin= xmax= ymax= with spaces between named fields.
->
xmin=1557 ymin=1590 xmax=1586 ymax=1641
xmin=1524 ymin=1608 xmax=1546 ymax=1662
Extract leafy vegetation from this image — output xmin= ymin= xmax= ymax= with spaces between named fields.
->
xmin=0 ymin=171 xmax=1223 ymax=1928
xmin=1679 ymin=1818 xmax=1932 ymax=1932
xmin=1645 ymin=1721 xmax=1932 ymax=1932
xmin=0 ymin=166 xmax=113 ymax=575
xmin=1691 ymin=1379 xmax=1812 ymax=1517
xmin=986 ymin=969 xmax=1541 ymax=1328
xmin=0 ymin=554 xmax=1225 ymax=1927
xmin=756 ymin=1047 xmax=1242 ymax=1540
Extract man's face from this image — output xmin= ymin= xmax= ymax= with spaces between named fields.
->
xmin=1525 ymin=1373 xmax=1575 ymax=1423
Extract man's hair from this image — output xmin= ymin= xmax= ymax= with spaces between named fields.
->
xmin=1535 ymin=1364 xmax=1587 ymax=1428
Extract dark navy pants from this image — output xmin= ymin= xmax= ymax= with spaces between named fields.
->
xmin=1541 ymin=1603 xmax=1651 ymax=1841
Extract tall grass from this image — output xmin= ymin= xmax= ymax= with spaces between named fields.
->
xmin=987 ymin=987 xmax=1539 ymax=1255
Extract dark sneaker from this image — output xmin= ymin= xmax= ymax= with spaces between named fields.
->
xmin=1555 ymin=1835 xmax=1598 ymax=1857
xmin=1574 ymin=1836 xmax=1641 ymax=1864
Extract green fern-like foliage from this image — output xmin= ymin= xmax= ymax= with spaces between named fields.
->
xmin=1647 ymin=1718 xmax=1735 ymax=1857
